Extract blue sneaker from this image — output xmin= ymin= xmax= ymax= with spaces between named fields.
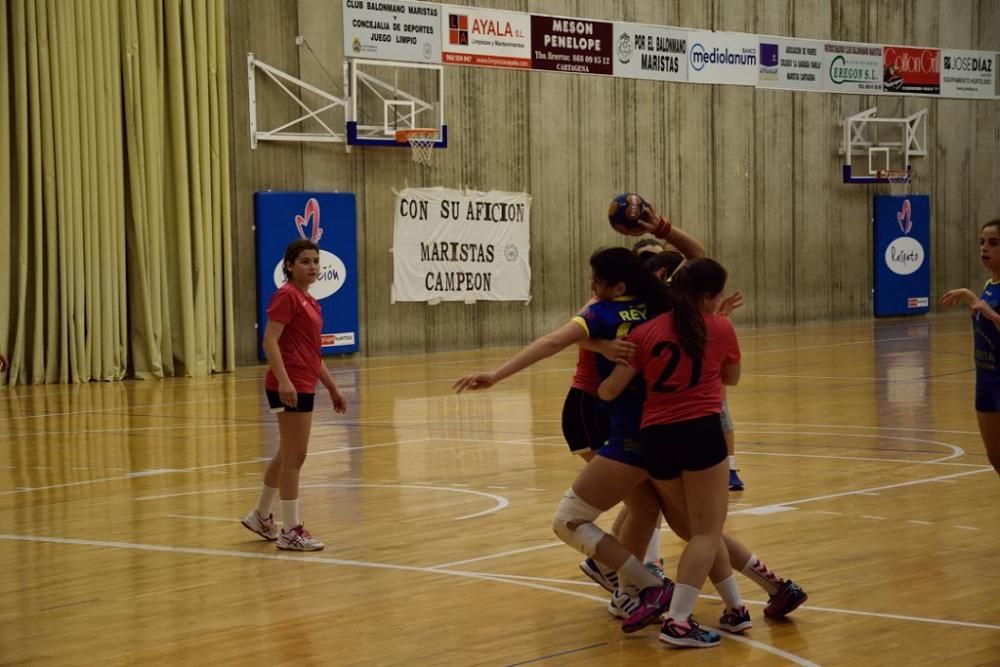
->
xmin=728 ymin=469 xmax=745 ymax=491
xmin=645 ymin=558 xmax=668 ymax=582
xmin=659 ymin=616 xmax=721 ymax=648
xmin=718 ymin=605 xmax=752 ymax=633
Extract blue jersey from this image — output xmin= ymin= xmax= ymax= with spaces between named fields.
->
xmin=974 ymin=280 xmax=1000 ymax=386
xmin=573 ymin=297 xmax=648 ymax=443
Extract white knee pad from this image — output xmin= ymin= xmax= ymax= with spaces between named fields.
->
xmin=552 ymin=489 xmax=605 ymax=557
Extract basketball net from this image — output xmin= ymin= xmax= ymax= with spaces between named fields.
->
xmin=396 ymin=129 xmax=436 ymax=167
xmin=877 ymin=169 xmax=911 ymax=196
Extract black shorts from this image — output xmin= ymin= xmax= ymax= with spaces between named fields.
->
xmin=638 ymin=414 xmax=728 ymax=480
xmin=561 ymin=387 xmax=610 ymax=453
xmin=266 ymin=389 xmax=315 ymax=413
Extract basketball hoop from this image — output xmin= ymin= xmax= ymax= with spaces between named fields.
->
xmin=876 ymin=168 xmax=912 ymax=196
xmin=395 ymin=129 xmax=437 ymax=166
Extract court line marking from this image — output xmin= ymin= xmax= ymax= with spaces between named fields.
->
xmin=140 ymin=483 xmax=509 ymax=521
xmin=738 ymin=430 xmax=966 ymax=463
xmin=474 ymin=571 xmax=1000 ymax=632
xmin=742 ymin=371 xmax=974 ymax=385
xmin=429 ymin=541 xmax=564 ymax=569
xmin=0 ymin=437 xmax=430 ymax=497
xmin=732 ymin=467 xmax=995 ymax=515
xmin=737 ymin=451 xmax=985 ymax=469
xmin=0 ymin=533 xmax=821 ymax=666
xmin=741 ymin=421 xmax=982 ymax=437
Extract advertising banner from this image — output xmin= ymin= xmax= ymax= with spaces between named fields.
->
xmin=393 ymin=188 xmax=532 ymax=302
xmin=440 ymin=4 xmax=531 ymax=69
xmin=686 ymin=31 xmax=759 ymax=85
xmin=757 ymin=37 xmax=824 ymax=90
xmin=612 ymin=23 xmax=687 ymax=82
xmin=873 ymin=195 xmax=930 ymax=317
xmin=342 ymin=0 xmax=442 ymax=63
xmin=940 ymin=49 xmax=997 ymax=98
xmin=883 ymin=45 xmax=940 ymax=94
xmin=530 ymin=14 xmax=613 ymax=75
xmin=255 ymin=192 xmax=360 ymax=356
xmin=823 ymin=42 xmax=883 ymax=93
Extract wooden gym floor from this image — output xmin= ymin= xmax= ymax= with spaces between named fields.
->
xmin=1 ymin=315 xmax=998 ymax=666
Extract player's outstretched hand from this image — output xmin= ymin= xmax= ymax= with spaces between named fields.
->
xmin=718 ymin=291 xmax=744 ymax=317
xmin=453 ymin=373 xmax=496 ymax=393
xmin=940 ymin=288 xmax=976 ymax=308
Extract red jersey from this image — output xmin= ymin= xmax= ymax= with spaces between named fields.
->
xmin=265 ymin=283 xmax=323 ymax=393
xmin=628 ymin=312 xmax=740 ymax=427
xmin=571 ymin=349 xmax=601 ymax=394
xmin=569 ymin=297 xmax=601 ymax=394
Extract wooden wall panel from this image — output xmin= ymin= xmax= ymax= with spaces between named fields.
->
xmin=226 ymin=0 xmax=1000 ymax=363
xmin=226 ymin=0 xmax=304 ymax=363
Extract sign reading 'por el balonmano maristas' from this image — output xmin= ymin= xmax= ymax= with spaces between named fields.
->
xmin=392 ymin=188 xmax=531 ymax=302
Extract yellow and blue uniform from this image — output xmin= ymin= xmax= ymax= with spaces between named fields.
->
xmin=974 ymin=280 xmax=1000 ymax=412
xmin=572 ymin=297 xmax=648 ymax=466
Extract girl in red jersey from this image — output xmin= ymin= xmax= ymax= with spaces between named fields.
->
xmin=600 ymin=257 xmax=740 ymax=649
xmin=242 ymin=240 xmax=347 ymax=551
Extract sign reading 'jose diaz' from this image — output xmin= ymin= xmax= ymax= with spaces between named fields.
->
xmin=392 ymin=188 xmax=532 ymax=303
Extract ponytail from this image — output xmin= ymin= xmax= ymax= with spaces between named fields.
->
xmin=667 ymin=258 xmax=728 ymax=359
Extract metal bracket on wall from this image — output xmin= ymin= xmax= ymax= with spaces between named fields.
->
xmin=246 ymin=52 xmax=348 ymax=149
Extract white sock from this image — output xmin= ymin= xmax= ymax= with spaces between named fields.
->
xmin=255 ymin=485 xmax=279 ymax=517
xmin=617 ymin=554 xmax=662 ymax=590
xmin=741 ymin=554 xmax=783 ymax=595
xmin=666 ymin=583 xmax=700 ymax=621
xmin=729 ymin=456 xmax=736 ymax=470
xmin=644 ymin=524 xmax=661 ymax=564
xmin=713 ymin=574 xmax=743 ymax=610
xmin=281 ymin=499 xmax=300 ymax=530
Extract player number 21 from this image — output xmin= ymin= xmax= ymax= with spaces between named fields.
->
xmin=650 ymin=341 xmax=702 ymax=393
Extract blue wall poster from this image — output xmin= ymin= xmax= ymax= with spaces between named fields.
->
xmin=254 ymin=192 xmax=359 ymax=357
xmin=873 ymin=194 xmax=930 ymax=317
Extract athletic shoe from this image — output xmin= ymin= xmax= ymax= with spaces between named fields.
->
xmin=763 ymin=580 xmax=808 ymax=618
xmin=621 ymin=580 xmax=674 ymax=633
xmin=580 ymin=558 xmax=619 ymax=593
xmin=718 ymin=605 xmax=753 ymax=633
xmin=728 ymin=469 xmax=745 ymax=491
xmin=645 ymin=558 xmax=668 ymax=582
xmin=241 ymin=510 xmax=278 ymax=541
xmin=607 ymin=587 xmax=640 ymax=619
xmin=659 ymin=616 xmax=721 ymax=648
xmin=276 ymin=525 xmax=324 ymax=551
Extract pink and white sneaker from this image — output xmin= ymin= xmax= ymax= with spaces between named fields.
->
xmin=241 ymin=510 xmax=278 ymax=541
xmin=277 ymin=525 xmax=324 ymax=551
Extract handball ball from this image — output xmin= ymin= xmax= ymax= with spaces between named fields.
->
xmin=608 ymin=193 xmax=648 ymax=234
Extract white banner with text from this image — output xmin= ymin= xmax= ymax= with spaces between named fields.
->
xmin=392 ymin=188 xmax=531 ymax=302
